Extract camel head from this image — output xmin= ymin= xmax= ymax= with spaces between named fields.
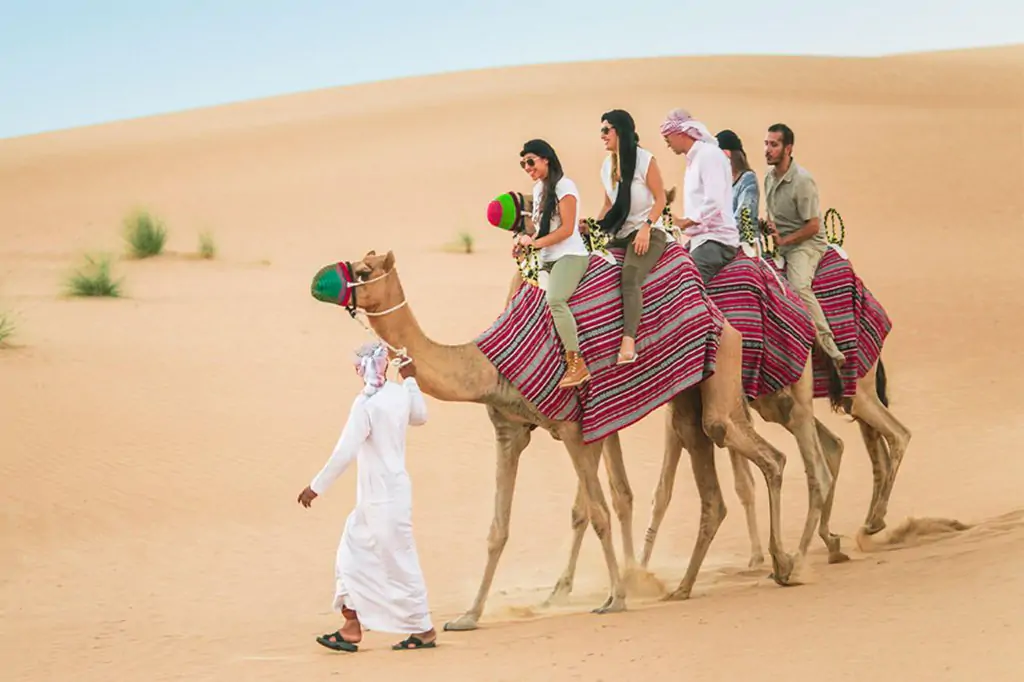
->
xmin=310 ymin=249 xmax=399 ymax=315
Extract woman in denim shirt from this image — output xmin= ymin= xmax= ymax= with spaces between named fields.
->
xmin=716 ymin=130 xmax=760 ymax=243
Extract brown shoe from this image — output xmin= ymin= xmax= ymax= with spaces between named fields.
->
xmin=559 ymin=351 xmax=591 ymax=389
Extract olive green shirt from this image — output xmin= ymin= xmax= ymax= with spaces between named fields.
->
xmin=764 ymin=159 xmax=826 ymax=253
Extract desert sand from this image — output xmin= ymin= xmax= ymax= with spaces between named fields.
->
xmin=3 ymin=45 xmax=1024 ymax=681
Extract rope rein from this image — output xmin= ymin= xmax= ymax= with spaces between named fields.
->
xmin=344 ymin=269 xmax=413 ymax=368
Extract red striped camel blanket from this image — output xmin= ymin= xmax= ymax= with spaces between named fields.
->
xmin=766 ymin=245 xmax=893 ymax=400
xmin=474 ymin=240 xmax=725 ymax=444
xmin=701 ymin=247 xmax=816 ymax=400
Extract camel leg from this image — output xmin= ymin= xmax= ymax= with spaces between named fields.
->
xmin=814 ymin=418 xmax=848 ymax=562
xmin=725 ymin=414 xmax=848 ymax=567
xmin=544 ymin=431 xmax=636 ymax=605
xmin=699 ymin=321 xmax=795 ymax=586
xmin=857 ymin=419 xmax=889 ymax=530
xmin=602 ymin=431 xmax=637 ymax=569
xmin=758 ymin=357 xmax=836 ymax=563
xmin=443 ymin=406 xmax=531 ymax=631
xmin=640 ymin=409 xmax=685 ymax=568
xmin=727 ymin=449 xmax=765 ymax=568
xmin=851 ymin=364 xmax=910 ymax=534
xmin=543 ymin=481 xmax=587 ymax=605
xmin=562 ymin=426 xmax=627 ymax=615
xmin=664 ymin=388 xmax=728 ymax=601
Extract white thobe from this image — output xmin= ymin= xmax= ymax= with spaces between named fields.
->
xmin=681 ymin=140 xmax=741 ymax=251
xmin=309 ymin=377 xmax=432 ymax=634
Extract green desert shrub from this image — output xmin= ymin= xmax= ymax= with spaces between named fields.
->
xmin=123 ymin=209 xmax=167 ymax=258
xmin=198 ymin=230 xmax=216 ymax=259
xmin=0 ymin=311 xmax=14 ymax=345
xmin=456 ymin=231 xmax=474 ymax=254
xmin=65 ymin=254 xmax=123 ymax=297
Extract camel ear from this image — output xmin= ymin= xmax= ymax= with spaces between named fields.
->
xmin=365 ymin=250 xmax=377 ymax=258
xmin=382 ymin=250 xmax=395 ymax=272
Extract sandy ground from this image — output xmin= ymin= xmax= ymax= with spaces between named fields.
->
xmin=3 ymin=45 xmax=1024 ymax=681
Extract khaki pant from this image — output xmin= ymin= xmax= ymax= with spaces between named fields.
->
xmin=610 ymin=228 xmax=669 ymax=339
xmin=783 ymin=242 xmax=842 ymax=358
xmin=543 ymin=254 xmax=590 ymax=353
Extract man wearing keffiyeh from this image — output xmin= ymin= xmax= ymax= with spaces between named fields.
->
xmin=660 ymin=108 xmax=741 ymax=284
xmin=296 ymin=340 xmax=438 ymax=652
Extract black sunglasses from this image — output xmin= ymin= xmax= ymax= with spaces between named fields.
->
xmin=520 ymin=157 xmax=537 ymax=169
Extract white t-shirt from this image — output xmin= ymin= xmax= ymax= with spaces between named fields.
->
xmin=531 ymin=176 xmax=590 ymax=263
xmin=600 ymin=147 xmax=666 ymax=240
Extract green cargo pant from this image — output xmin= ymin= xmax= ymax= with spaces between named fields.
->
xmin=542 ymin=254 xmax=590 ymax=353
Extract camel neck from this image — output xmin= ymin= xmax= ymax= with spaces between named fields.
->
xmin=365 ymin=280 xmax=496 ymax=404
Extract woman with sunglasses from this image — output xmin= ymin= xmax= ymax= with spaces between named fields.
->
xmin=591 ymin=109 xmax=668 ymax=364
xmin=515 ymin=138 xmax=592 ymax=389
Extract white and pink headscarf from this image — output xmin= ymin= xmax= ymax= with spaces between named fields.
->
xmin=659 ymin=108 xmax=717 ymax=144
xmin=353 ymin=340 xmax=389 ymax=396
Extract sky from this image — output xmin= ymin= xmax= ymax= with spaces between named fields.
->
xmin=1 ymin=0 xmax=1021 ymax=139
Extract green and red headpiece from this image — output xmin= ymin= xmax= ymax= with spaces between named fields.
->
xmin=310 ymin=261 xmax=358 ymax=309
xmin=486 ymin=190 xmax=527 ymax=232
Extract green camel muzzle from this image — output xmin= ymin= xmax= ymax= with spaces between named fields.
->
xmin=310 ymin=261 xmax=357 ymax=308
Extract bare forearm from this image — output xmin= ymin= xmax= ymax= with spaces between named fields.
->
xmin=534 ymin=223 xmax=572 ymax=248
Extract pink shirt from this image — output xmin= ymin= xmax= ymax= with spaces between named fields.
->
xmin=681 ymin=140 xmax=740 ymax=250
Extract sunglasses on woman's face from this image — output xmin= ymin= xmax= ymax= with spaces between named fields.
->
xmin=520 ymin=157 xmax=537 ymax=169
xmin=601 ymin=126 xmax=612 ymax=135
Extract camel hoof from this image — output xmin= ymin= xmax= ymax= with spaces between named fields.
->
xmin=543 ymin=579 xmax=573 ymax=607
xmin=443 ymin=614 xmax=479 ymax=632
xmin=828 ymin=551 xmax=851 ymax=564
xmin=661 ymin=588 xmax=691 ymax=602
xmin=824 ymin=534 xmax=843 ymax=555
xmin=748 ymin=554 xmax=765 ymax=569
xmin=592 ymin=595 xmax=626 ymax=614
xmin=862 ymin=520 xmax=887 ymax=536
xmin=770 ymin=553 xmax=795 ymax=586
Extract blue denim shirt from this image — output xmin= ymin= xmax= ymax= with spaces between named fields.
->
xmin=732 ymin=170 xmax=760 ymax=242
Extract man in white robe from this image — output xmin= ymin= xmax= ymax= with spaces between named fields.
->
xmin=297 ymin=341 xmax=436 ymax=652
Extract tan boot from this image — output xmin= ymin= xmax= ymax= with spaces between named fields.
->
xmin=559 ymin=350 xmax=591 ymax=389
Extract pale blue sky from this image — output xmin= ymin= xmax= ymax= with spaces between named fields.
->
xmin=1 ymin=0 xmax=1020 ymax=139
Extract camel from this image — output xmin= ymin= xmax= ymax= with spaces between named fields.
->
xmin=542 ymin=191 xmax=911 ymax=603
xmin=520 ymin=272 xmax=846 ymax=609
xmin=310 ymin=248 xmax=802 ymax=631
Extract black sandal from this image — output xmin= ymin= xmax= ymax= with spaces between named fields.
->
xmin=316 ymin=630 xmax=359 ymax=652
xmin=392 ymin=635 xmax=436 ymax=651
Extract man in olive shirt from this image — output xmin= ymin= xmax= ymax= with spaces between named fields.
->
xmin=763 ymin=123 xmax=845 ymax=369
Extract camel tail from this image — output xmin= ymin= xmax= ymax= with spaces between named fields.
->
xmin=823 ymin=351 xmax=845 ymax=413
xmin=875 ymin=356 xmax=889 ymax=408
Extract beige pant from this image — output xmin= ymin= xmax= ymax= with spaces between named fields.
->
xmin=783 ymin=242 xmax=843 ymax=359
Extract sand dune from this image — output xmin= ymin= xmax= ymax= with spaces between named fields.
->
xmin=2 ymin=45 xmax=1023 ymax=681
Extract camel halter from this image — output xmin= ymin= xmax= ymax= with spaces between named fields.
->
xmin=338 ymin=266 xmax=412 ymax=368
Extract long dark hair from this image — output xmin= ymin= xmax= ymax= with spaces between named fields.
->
xmin=520 ymin=139 xmax=564 ymax=239
xmin=730 ymin=148 xmax=753 ymax=179
xmin=596 ymin=109 xmax=639 ymax=235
